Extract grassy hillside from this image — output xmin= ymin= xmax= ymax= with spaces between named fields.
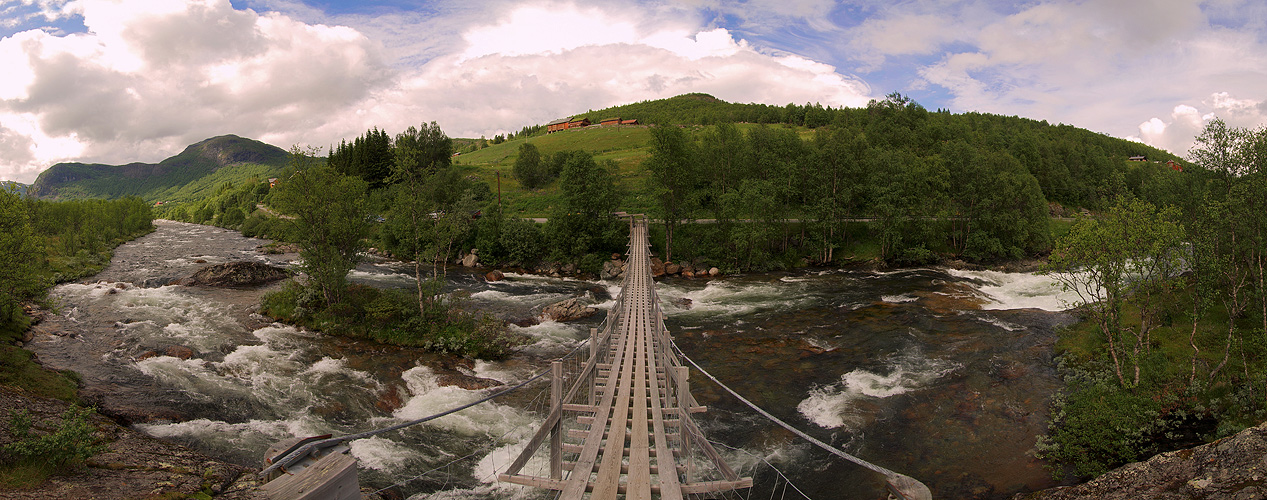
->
xmin=454 ymin=124 xmax=659 ymax=216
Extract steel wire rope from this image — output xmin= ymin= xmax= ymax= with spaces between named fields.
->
xmin=261 ymin=336 xmax=594 ymax=478
xmin=367 ymin=361 xmax=557 ymax=496
xmin=668 ymin=340 xmax=932 ymax=500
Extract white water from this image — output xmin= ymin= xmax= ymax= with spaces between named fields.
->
xmin=797 ymin=348 xmax=961 ymax=430
xmin=946 ymin=268 xmax=1081 ymax=311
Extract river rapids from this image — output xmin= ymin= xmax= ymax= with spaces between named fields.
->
xmin=26 ymin=220 xmax=1080 ymax=499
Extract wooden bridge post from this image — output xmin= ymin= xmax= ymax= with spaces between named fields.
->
xmin=675 ymin=365 xmax=693 ymax=483
xmin=551 ymin=361 xmax=563 ymax=480
xmin=589 ymin=328 xmax=598 ymax=405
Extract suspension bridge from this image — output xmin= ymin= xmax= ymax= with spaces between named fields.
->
xmin=258 ymin=216 xmax=930 ymax=500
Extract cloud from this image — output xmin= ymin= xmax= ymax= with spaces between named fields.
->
xmin=907 ymin=0 xmax=1267 ymax=155
xmin=1130 ymin=93 xmax=1267 ymax=155
xmin=0 ymin=0 xmax=392 ymax=182
xmin=0 ymin=0 xmax=874 ymax=183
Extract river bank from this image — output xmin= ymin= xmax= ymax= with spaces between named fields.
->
xmin=6 ymin=219 xmax=1115 ymax=499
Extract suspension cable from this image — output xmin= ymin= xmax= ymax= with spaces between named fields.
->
xmin=669 ymin=341 xmax=932 ymax=500
xmin=260 ymin=336 xmax=594 ymax=478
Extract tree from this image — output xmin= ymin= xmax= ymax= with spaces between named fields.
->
xmin=548 ymin=152 xmax=621 ymax=259
xmin=644 ymin=125 xmax=699 ymax=263
xmin=513 ymin=142 xmax=546 ymax=189
xmin=1049 ymin=197 xmax=1185 ymax=387
xmin=0 ymin=187 xmax=49 ymax=336
xmin=271 ymin=146 xmax=371 ymax=307
xmin=391 ymin=122 xmax=453 ymax=312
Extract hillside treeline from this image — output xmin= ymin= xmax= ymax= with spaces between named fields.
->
xmin=1 ymin=191 xmax=153 ymax=398
xmin=1033 ymin=117 xmax=1267 ymax=479
xmin=637 ymin=94 xmax=1191 ymax=267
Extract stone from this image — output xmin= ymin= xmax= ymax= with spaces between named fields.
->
xmin=665 ymin=263 xmax=681 ymax=275
xmin=461 ymin=253 xmax=479 ymax=267
xmin=709 ymin=267 xmax=720 ymax=276
xmin=164 ymin=345 xmax=195 ymax=359
xmin=650 ymin=258 xmax=666 ymax=277
xmin=375 ymin=385 xmax=405 ymax=413
xmin=561 ymin=262 xmax=577 ymax=275
xmin=601 ymin=260 xmax=623 ymax=280
xmin=485 ymin=270 xmax=505 ymax=282
xmin=672 ymin=297 xmax=693 ymax=309
xmin=542 ymin=297 xmax=597 ymax=322
xmin=611 ymin=253 xmax=622 ymax=260
xmin=0 ymin=386 xmax=264 ymax=500
xmin=1015 ymin=421 xmax=1267 ymax=500
xmin=185 ymin=261 xmax=288 ymax=288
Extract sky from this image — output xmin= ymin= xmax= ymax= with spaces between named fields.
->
xmin=1 ymin=0 xmax=1266 ymax=183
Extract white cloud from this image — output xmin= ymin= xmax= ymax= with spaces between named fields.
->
xmin=0 ymin=0 xmax=875 ymax=183
xmin=908 ymin=0 xmax=1267 ymax=155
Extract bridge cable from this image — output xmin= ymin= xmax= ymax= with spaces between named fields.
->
xmin=259 ymin=340 xmax=584 ymax=478
xmin=669 ymin=341 xmax=932 ymax=500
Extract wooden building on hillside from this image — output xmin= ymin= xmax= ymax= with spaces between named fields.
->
xmin=547 ymin=117 xmax=593 ymax=133
xmin=600 ymin=117 xmax=621 ymax=126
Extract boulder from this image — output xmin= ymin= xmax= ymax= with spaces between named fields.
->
xmin=601 ymin=260 xmax=624 ymax=280
xmin=485 ymin=270 xmax=505 ymax=282
xmin=542 ymin=297 xmax=597 ymax=322
xmin=709 ymin=267 xmax=721 ymax=276
xmin=1016 ymin=421 xmax=1267 ymax=500
xmin=461 ymin=253 xmax=479 ymax=267
xmin=164 ymin=345 xmax=195 ymax=360
xmin=185 ymin=261 xmax=288 ymax=288
xmin=650 ymin=258 xmax=666 ymax=277
xmin=672 ymin=297 xmax=693 ymax=309
xmin=665 ymin=263 xmax=681 ymax=275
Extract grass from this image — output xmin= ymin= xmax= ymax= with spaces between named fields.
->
xmin=454 ymin=126 xmax=656 ymax=217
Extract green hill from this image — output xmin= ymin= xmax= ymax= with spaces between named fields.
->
xmin=29 ymin=135 xmax=289 ymax=202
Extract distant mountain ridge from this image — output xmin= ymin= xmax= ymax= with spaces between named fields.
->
xmin=30 ymin=135 xmax=289 ymax=200
xmin=1 ymin=181 xmax=26 ymax=197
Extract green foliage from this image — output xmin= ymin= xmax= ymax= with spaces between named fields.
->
xmin=261 ymin=280 xmax=522 ymax=359
xmin=329 ymin=127 xmax=393 ymax=189
xmin=548 ymin=151 xmax=624 ymax=260
xmin=512 ymin=142 xmax=549 ymax=189
xmin=3 ymin=405 xmax=107 ymax=474
xmin=271 ymin=148 xmax=371 ymax=307
xmin=1036 ymin=359 xmax=1169 ymax=479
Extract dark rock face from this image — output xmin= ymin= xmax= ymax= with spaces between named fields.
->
xmin=485 ymin=270 xmax=505 ymax=282
xmin=185 ymin=261 xmax=288 ymax=288
xmin=1016 ymin=422 xmax=1267 ymax=500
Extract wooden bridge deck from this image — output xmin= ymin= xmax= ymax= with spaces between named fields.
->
xmin=500 ymin=217 xmax=751 ymax=499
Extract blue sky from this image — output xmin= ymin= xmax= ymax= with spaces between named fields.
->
xmin=1 ymin=0 xmax=1265 ymax=182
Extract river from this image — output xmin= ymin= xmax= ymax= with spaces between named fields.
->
xmin=27 ymin=220 xmax=1081 ymax=499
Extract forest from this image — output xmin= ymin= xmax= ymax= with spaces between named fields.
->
xmin=147 ymin=93 xmax=1265 ymax=480
xmin=0 ymin=190 xmax=153 ymax=399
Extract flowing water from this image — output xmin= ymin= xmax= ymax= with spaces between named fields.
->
xmin=27 ymin=220 xmax=1080 ymax=499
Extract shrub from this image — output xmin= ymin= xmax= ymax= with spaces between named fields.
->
xmin=3 ymin=405 xmax=107 ymax=473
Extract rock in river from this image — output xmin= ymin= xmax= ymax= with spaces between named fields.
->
xmin=541 ymin=297 xmax=597 ymax=322
xmin=182 ymin=261 xmax=288 ymax=288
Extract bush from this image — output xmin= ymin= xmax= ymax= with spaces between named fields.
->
xmin=261 ymin=279 xmax=523 ymax=359
xmin=3 ymin=405 xmax=107 ymax=473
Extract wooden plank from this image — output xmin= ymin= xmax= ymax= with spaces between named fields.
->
xmin=645 ymin=307 xmax=683 ymax=500
xmin=626 ymin=303 xmax=652 ymax=500
xmin=558 ymin=279 xmax=638 ymax=500
xmin=262 ymin=451 xmax=359 ymax=500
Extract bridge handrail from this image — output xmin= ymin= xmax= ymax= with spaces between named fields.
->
xmin=668 ymin=341 xmax=932 ymax=500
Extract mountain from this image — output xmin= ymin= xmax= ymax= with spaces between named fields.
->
xmin=29 ymin=135 xmax=289 ymax=201
xmin=1 ymin=181 xmax=27 ymax=197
